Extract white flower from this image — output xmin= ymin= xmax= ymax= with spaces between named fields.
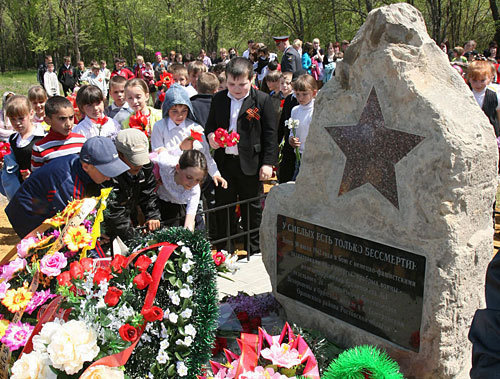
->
xmin=80 ymin=365 xmax=124 ymax=379
xmin=179 ymin=286 xmax=193 ymax=298
xmin=177 ymin=240 xmax=185 ymax=246
xmin=177 ymin=361 xmax=188 ymax=376
xmin=156 ymin=350 xmax=169 ymax=364
xmin=160 ymin=339 xmax=170 ymax=349
xmin=225 ymin=255 xmax=239 ymax=274
xmin=186 ymin=275 xmax=193 ymax=283
xmin=181 ymin=260 xmax=193 ymax=273
xmin=46 ymin=320 xmax=100 ymax=375
xmin=184 ymin=324 xmax=197 ymax=337
xmin=183 ymin=336 xmax=193 ymax=346
xmin=285 ymin=118 xmax=300 ymax=130
xmin=170 ymin=292 xmax=181 ymax=305
xmin=181 ymin=308 xmax=192 ymax=319
xmin=160 ymin=323 xmax=169 ymax=338
xmin=181 ymin=246 xmax=193 ymax=258
xmin=11 ymin=351 xmax=56 ymax=379
xmin=151 ymin=254 xmax=157 ymax=263
xmin=32 ymin=319 xmax=63 ymax=354
xmin=168 ymin=312 xmax=179 ymax=324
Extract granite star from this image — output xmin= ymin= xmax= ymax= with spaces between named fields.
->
xmin=325 ymin=87 xmax=424 ymax=208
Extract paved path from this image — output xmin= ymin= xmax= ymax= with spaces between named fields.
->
xmin=216 ymin=253 xmax=272 ymax=300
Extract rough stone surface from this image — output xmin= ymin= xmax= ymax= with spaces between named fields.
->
xmin=260 ymin=3 xmax=498 ymax=379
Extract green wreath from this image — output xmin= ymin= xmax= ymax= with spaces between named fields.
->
xmin=322 ymin=345 xmax=404 ymax=379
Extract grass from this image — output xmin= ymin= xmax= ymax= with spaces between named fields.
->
xmin=0 ymin=70 xmax=40 ymax=97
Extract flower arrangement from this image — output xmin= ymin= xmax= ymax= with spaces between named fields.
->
xmin=190 ymin=129 xmax=204 ymax=143
xmin=155 ymin=71 xmax=174 ymax=89
xmin=222 ymin=291 xmax=280 ymax=320
xmin=285 ymin=118 xmax=301 ymax=163
xmin=4 ymin=225 xmax=219 ymax=378
xmin=128 ymin=111 xmax=150 ymax=137
xmin=0 ymin=141 xmax=10 ymax=160
xmin=212 ymin=250 xmax=238 ymax=276
xmin=204 ymin=323 xmax=319 ymax=379
xmin=214 ymin=128 xmax=240 ymax=148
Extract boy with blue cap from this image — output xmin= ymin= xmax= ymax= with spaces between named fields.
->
xmin=6 ymin=136 xmax=129 ymax=238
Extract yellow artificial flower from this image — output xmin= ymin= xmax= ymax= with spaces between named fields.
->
xmin=1 ymin=286 xmax=33 ymax=313
xmin=0 ymin=319 xmax=10 ymax=338
xmin=81 ymin=187 xmax=112 ymax=259
xmin=63 ymin=226 xmax=92 ymax=252
xmin=44 ymin=199 xmax=84 ymax=227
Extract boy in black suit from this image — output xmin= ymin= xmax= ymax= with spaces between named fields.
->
xmin=205 ymin=57 xmax=278 ymax=254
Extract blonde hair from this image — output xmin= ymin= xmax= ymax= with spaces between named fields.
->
xmin=125 ymin=78 xmax=149 ymax=94
xmin=5 ymin=95 xmax=31 ymax=118
xmin=292 ymin=74 xmax=318 ymax=92
xmin=293 ymin=39 xmax=302 ymax=50
xmin=27 ymin=85 xmax=48 ymax=103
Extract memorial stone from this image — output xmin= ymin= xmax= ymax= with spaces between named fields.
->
xmin=260 ymin=3 xmax=498 ymax=378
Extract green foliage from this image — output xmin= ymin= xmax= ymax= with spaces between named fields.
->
xmin=323 ymin=345 xmax=404 ymax=379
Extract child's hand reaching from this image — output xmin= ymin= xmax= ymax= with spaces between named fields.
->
xmin=289 ymin=136 xmax=301 ymax=148
xmin=213 ymin=175 xmax=227 ymax=189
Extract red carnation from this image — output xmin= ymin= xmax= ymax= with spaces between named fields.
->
xmin=119 ymin=324 xmax=139 ymax=342
xmin=135 ymin=255 xmax=152 ymax=272
xmin=57 ymin=271 xmax=72 ymax=287
xmin=133 ymin=271 xmax=152 ymax=290
xmin=93 ymin=266 xmax=112 ymax=285
xmin=104 ymin=286 xmax=123 ymax=307
xmin=212 ymin=251 xmax=226 ymax=266
xmin=80 ymin=257 xmax=93 ymax=272
xmin=190 ymin=129 xmax=204 ymax=142
xmin=141 ymin=306 xmax=163 ymax=322
xmin=69 ymin=261 xmax=84 ymax=279
xmin=111 ymin=254 xmax=128 ymax=274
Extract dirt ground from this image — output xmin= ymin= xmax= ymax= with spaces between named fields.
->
xmin=0 ymin=198 xmax=19 ymax=260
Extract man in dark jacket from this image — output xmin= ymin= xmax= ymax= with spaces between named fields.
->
xmin=102 ymin=129 xmax=161 ymax=243
xmin=6 ymin=137 xmax=129 ymax=238
xmin=58 ymin=56 xmax=77 ymax=96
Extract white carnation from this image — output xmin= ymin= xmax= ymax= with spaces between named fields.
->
xmin=79 ymin=365 xmax=124 ymax=379
xmin=11 ymin=351 xmax=56 ymax=379
xmin=32 ymin=319 xmax=63 ymax=354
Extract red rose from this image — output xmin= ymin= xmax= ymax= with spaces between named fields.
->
xmin=133 ymin=271 xmax=152 ymax=290
xmin=212 ymin=251 xmax=226 ymax=266
xmin=119 ymin=324 xmax=139 ymax=342
xmin=237 ymin=311 xmax=249 ymax=322
xmin=111 ymin=255 xmax=128 ymax=274
xmin=141 ymin=306 xmax=163 ymax=322
xmin=104 ymin=286 xmax=123 ymax=307
xmin=57 ymin=271 xmax=72 ymax=287
xmin=69 ymin=261 xmax=84 ymax=279
xmin=93 ymin=266 xmax=112 ymax=285
xmin=80 ymin=257 xmax=93 ymax=272
xmin=135 ymin=255 xmax=152 ymax=272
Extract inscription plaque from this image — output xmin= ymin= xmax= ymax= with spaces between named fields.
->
xmin=277 ymin=215 xmax=426 ymax=352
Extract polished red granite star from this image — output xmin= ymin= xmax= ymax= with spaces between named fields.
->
xmin=325 ymin=88 xmax=424 ymax=208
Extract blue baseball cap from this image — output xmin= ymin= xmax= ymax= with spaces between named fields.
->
xmin=80 ymin=136 xmax=129 ymax=177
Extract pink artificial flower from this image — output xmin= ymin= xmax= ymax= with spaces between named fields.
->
xmin=0 ymin=281 xmax=10 ymax=299
xmin=0 ymin=258 xmax=27 ymax=281
xmin=260 ymin=342 xmax=302 ymax=369
xmin=40 ymin=251 xmax=68 ymax=277
xmin=240 ymin=366 xmax=288 ymax=379
xmin=24 ymin=289 xmax=57 ymax=314
xmin=0 ymin=321 xmax=34 ymax=351
xmin=16 ymin=236 xmax=38 ymax=258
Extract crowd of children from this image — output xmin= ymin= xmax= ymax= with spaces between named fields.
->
xmin=3 ymin=37 xmax=500 ymax=255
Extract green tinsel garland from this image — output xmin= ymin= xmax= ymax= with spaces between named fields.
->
xmin=126 ymin=227 xmax=219 ymax=379
xmin=322 ymin=345 xmax=404 ymax=379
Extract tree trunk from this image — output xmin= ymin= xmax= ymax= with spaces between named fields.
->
xmin=490 ymin=0 xmax=500 ymax=46
xmin=331 ymin=0 xmax=339 ymax=42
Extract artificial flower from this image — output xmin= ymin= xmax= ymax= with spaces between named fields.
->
xmin=0 ymin=141 xmax=11 ymax=160
xmin=93 ymin=266 xmax=112 ymax=285
xmin=133 ymin=271 xmax=152 ymax=290
xmin=63 ymin=225 xmax=92 ymax=252
xmin=0 ymin=321 xmax=34 ymax=351
xmin=180 ymin=286 xmax=193 ymax=298
xmin=181 ymin=308 xmax=192 ymax=319
xmin=142 ymin=306 xmax=163 ymax=322
xmin=135 ymin=255 xmax=152 ymax=272
xmin=80 ymin=365 xmax=125 ymax=379
xmin=31 ymin=319 xmax=63 ymax=354
xmin=16 ymin=236 xmax=38 ymax=258
xmin=260 ymin=342 xmax=301 ymax=368
xmin=80 ymin=257 xmax=94 ymax=272
xmin=184 ymin=324 xmax=197 ymax=337
xmin=157 ymin=350 xmax=169 ymax=364
xmin=0 ymin=280 xmax=10 ymax=299
xmin=70 ymin=260 xmax=85 ymax=279
xmin=2 ymin=285 xmax=33 ymax=313
xmin=190 ymin=129 xmax=204 ymax=142
xmin=40 ymin=251 xmax=67 ymax=277
xmin=0 ymin=319 xmax=9 ymax=338
xmin=57 ymin=271 xmax=72 ymax=287
xmin=155 ymin=71 xmax=173 ymax=89
xmin=111 ymin=254 xmax=128 ymax=273
xmin=212 ymin=251 xmax=226 ymax=266
xmin=0 ymin=257 xmax=27 ymax=281
xmin=128 ymin=111 xmax=149 ymax=136
xmin=104 ymin=286 xmax=123 ymax=307
xmin=177 ymin=361 xmax=188 ymax=377
xmin=25 ymin=289 xmax=57 ymax=314
xmin=45 ymin=319 xmax=100 ymax=375
xmin=240 ymin=366 xmax=288 ymax=379
xmin=119 ymin=324 xmax=139 ymax=342
xmin=10 ymin=350 xmax=56 ymax=379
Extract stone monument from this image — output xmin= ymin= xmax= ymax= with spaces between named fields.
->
xmin=260 ymin=3 xmax=498 ymax=378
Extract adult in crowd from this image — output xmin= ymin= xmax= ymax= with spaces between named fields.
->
xmin=273 ymin=35 xmax=304 ymax=76
xmin=37 ymin=55 xmax=53 ymax=90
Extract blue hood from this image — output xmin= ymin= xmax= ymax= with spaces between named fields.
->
xmin=161 ymin=84 xmax=195 ymax=120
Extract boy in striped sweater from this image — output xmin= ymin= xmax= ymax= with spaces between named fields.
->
xmin=31 ymin=96 xmax=86 ymax=171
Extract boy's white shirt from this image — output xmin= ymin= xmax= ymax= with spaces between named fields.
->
xmin=43 ymin=71 xmax=60 ymax=96
xmin=151 ymin=117 xmax=220 ymax=177
xmin=73 ymin=115 xmax=121 ymax=140
xmin=473 ymin=87 xmax=500 ymax=110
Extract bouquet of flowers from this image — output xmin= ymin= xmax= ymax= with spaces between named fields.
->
xmin=204 ymin=323 xmax=320 ymax=379
xmin=214 ymin=128 xmax=240 ymax=149
xmin=128 ymin=111 xmax=150 ymax=137
xmin=211 ymin=250 xmax=238 ymax=277
xmin=0 ymin=141 xmax=11 ymax=160
xmin=155 ymin=71 xmax=174 ymax=90
xmin=0 ymin=189 xmax=111 ymax=377
xmin=285 ymin=118 xmax=301 ymax=163
xmin=190 ymin=129 xmax=204 ymax=143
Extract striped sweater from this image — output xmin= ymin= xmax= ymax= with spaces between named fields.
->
xmin=31 ymin=130 xmax=86 ymax=171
